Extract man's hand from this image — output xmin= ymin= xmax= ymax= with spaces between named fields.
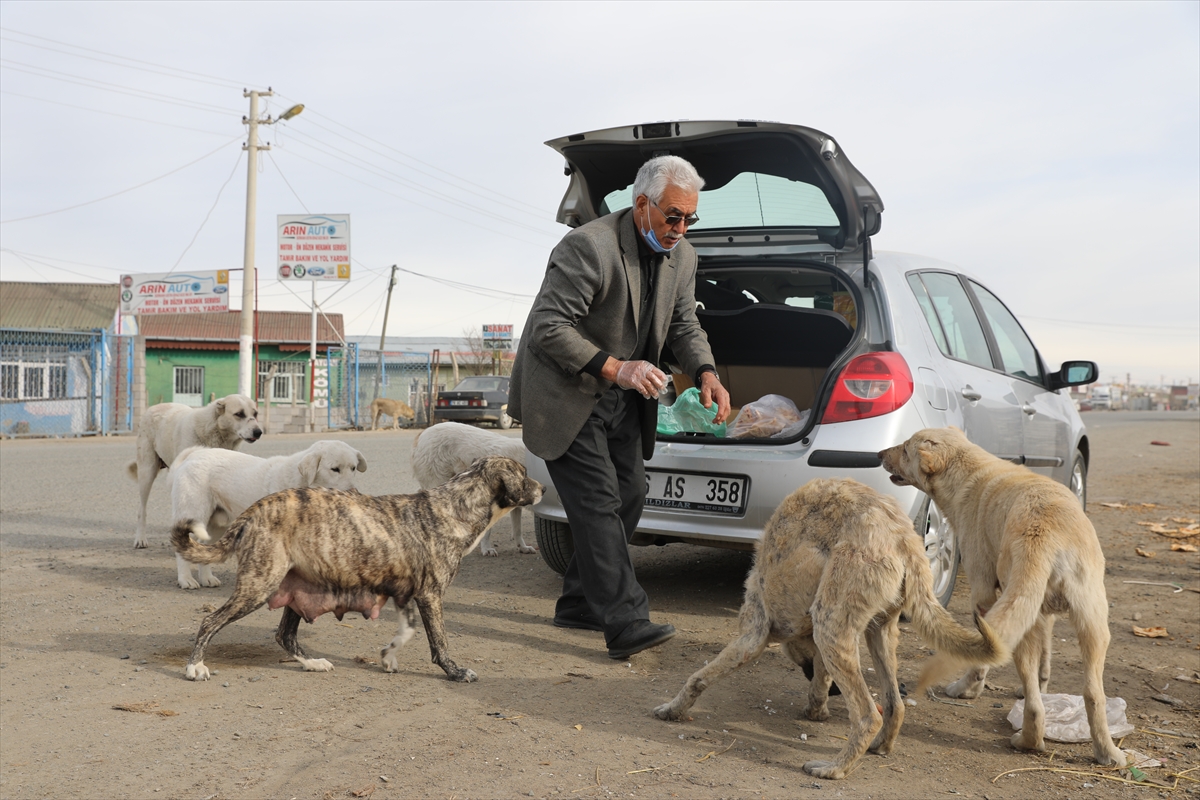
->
xmin=698 ymin=371 xmax=731 ymax=424
xmin=602 ymin=357 xmax=667 ymax=399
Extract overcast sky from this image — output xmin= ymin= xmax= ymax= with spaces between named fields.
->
xmin=1 ymin=1 xmax=1196 ymax=385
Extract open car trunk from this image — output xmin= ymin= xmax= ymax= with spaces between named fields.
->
xmin=661 ymin=260 xmax=860 ymax=442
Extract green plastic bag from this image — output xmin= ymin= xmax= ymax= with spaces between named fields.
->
xmin=657 ymin=387 xmax=727 ymax=437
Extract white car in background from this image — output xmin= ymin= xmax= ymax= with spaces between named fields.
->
xmin=527 ymin=120 xmax=1098 ymax=605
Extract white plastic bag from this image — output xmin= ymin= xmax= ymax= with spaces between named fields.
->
xmin=1007 ymin=693 xmax=1135 ymax=743
xmin=728 ymin=395 xmax=808 ymax=439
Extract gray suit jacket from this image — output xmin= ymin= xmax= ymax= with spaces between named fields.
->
xmin=509 ymin=209 xmax=715 ymax=461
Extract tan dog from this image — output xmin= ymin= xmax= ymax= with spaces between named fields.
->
xmin=172 ymin=456 xmax=542 ymax=683
xmin=412 ymin=422 xmax=535 ymax=556
xmin=653 ymin=478 xmax=1006 ymax=780
xmin=128 ymin=395 xmax=262 ymax=549
xmin=879 ymin=427 xmax=1125 ymax=766
xmin=371 ymin=397 xmax=415 ymax=430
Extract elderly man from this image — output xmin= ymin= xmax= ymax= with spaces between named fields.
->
xmin=509 ymin=155 xmax=731 ymax=659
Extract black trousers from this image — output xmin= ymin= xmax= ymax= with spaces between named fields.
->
xmin=546 ymin=387 xmax=650 ymax=644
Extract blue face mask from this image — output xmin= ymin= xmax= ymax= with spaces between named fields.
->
xmin=639 ymin=203 xmax=678 ymax=253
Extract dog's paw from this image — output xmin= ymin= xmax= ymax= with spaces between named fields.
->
xmin=1011 ymin=730 xmax=1046 ymax=752
xmin=185 ymin=662 xmax=210 ymax=681
xmin=945 ymin=675 xmax=984 ymax=699
xmin=1094 ymin=743 xmax=1126 ymax=767
xmin=178 ymin=576 xmax=201 ymax=590
xmin=518 ymin=544 xmax=539 ymax=554
xmin=381 ymin=649 xmax=401 ymax=673
xmin=198 ymin=573 xmax=221 ymax=588
xmin=481 ymin=546 xmax=499 ymax=557
xmin=804 ymin=703 xmax=831 ymax=722
xmin=134 ymin=537 xmax=148 ymax=549
xmin=803 ymin=760 xmax=847 ymax=780
xmin=449 ymin=668 xmax=477 ymax=683
xmin=298 ymin=657 xmax=334 ymax=673
xmin=652 ymin=702 xmax=682 ymax=721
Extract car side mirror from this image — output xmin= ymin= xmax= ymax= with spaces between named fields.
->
xmin=1049 ymin=360 xmax=1098 ymax=391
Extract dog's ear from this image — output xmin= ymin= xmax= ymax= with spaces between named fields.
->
xmin=298 ymin=452 xmax=320 ymax=484
xmin=214 ymin=397 xmax=226 ymax=414
xmin=918 ymin=438 xmax=947 ymax=476
xmin=355 ymin=450 xmax=368 ymax=472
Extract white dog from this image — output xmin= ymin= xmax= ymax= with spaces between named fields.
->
xmin=169 ymin=440 xmax=367 ymax=589
xmin=128 ymin=395 xmax=262 ymax=549
xmin=412 ymin=422 xmax=536 ymax=556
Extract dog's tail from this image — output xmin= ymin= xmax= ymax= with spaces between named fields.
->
xmin=171 ymin=517 xmax=243 ymax=564
xmin=900 ymin=533 xmax=1009 ymax=691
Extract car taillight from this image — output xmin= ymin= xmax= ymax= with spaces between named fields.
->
xmin=436 ymin=398 xmax=448 ymax=407
xmin=821 ymin=352 xmax=914 ymax=423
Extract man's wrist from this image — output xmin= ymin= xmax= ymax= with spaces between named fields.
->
xmin=695 ymin=365 xmax=718 ymax=386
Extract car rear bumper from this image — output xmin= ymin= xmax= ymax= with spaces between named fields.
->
xmin=433 ymin=409 xmax=503 ymax=424
xmin=526 ymin=404 xmax=929 ymax=545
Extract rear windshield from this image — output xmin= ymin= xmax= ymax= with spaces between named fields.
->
xmin=695 ymin=267 xmax=856 ymax=329
xmin=453 ymin=377 xmax=505 ymax=392
xmin=599 ymin=172 xmax=839 ymax=229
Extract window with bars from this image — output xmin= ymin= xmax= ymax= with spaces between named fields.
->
xmin=258 ymin=360 xmax=307 ymax=402
xmin=0 ymin=361 xmax=69 ymax=400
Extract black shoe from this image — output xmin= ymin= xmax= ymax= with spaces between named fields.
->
xmin=607 ymin=620 xmax=676 ymax=659
xmin=553 ymin=607 xmax=604 ymax=632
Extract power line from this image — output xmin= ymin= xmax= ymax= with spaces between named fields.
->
xmin=168 ymin=150 xmax=244 ymax=273
xmin=0 ymin=27 xmax=250 ymax=89
xmin=266 ymin=151 xmax=309 ymax=213
xmin=1 ymin=136 xmax=242 ymax=224
xmin=1018 ymin=314 xmax=1199 ymax=335
xmin=395 ymin=266 xmax=535 ymax=299
xmin=0 ymin=60 xmax=239 ymax=116
xmin=0 ymin=89 xmax=234 ymax=136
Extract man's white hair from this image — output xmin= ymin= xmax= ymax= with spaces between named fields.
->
xmin=632 ymin=155 xmax=705 ymax=205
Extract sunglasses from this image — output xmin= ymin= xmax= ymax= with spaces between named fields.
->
xmin=651 ymin=202 xmax=700 ymax=228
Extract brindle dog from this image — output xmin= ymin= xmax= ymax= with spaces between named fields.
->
xmin=172 ymin=455 xmax=542 ymax=682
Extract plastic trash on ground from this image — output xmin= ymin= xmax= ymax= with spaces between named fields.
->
xmin=728 ymin=394 xmax=809 ymax=439
xmin=1007 ymin=693 xmax=1135 ymax=743
xmin=657 ymin=387 xmax=726 ymax=437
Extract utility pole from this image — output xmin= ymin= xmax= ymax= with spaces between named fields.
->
xmin=238 ymin=88 xmax=272 ymax=399
xmin=373 ymin=265 xmax=398 ymax=402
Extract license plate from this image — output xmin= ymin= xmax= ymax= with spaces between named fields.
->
xmin=644 ymin=470 xmax=749 ymax=516
xmin=450 ymin=400 xmax=469 ymax=406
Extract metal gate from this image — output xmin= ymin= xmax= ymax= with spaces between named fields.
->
xmin=0 ymin=329 xmax=134 ymax=438
xmin=327 ymin=345 xmax=435 ymax=429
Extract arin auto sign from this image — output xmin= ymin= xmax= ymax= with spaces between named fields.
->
xmin=277 ymin=214 xmax=351 ymax=281
xmin=120 ymin=271 xmax=230 ymax=314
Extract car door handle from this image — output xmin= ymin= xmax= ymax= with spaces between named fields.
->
xmin=960 ymin=387 xmax=982 ymax=402
xmin=1022 ymin=404 xmax=1037 ymax=416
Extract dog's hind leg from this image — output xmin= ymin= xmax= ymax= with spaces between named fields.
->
xmin=274 ymin=607 xmax=333 ymax=673
xmin=785 ymin=636 xmax=835 ymax=720
xmin=414 ymin=594 xmax=476 ymax=682
xmin=654 ymin=581 xmax=771 ymax=721
xmin=1070 ymin=595 xmax=1125 ymax=766
xmin=133 ymin=457 xmax=161 ymax=549
xmin=1009 ymin=623 xmax=1050 ymax=753
xmin=381 ymin=600 xmax=419 ymax=673
xmin=186 ymin=591 xmax=270 ymax=681
xmin=865 ymin=610 xmax=904 ymax=755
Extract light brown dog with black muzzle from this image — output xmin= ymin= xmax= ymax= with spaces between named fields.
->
xmin=879 ymin=427 xmax=1125 ymax=767
xmin=172 ymin=455 xmax=542 ymax=683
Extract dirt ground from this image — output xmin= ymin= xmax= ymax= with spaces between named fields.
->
xmin=1 ymin=413 xmax=1197 ymax=800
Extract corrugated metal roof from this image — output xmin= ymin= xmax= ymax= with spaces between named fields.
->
xmin=0 ymin=282 xmax=120 ymax=331
xmin=138 ymin=310 xmax=343 ymax=345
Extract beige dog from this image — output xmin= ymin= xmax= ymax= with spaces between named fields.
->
xmin=879 ymin=427 xmax=1125 ymax=766
xmin=412 ymin=422 xmax=535 ymax=556
xmin=172 ymin=456 xmax=542 ymax=683
xmin=371 ymin=397 xmax=415 ymax=430
xmin=128 ymin=395 xmax=262 ymax=549
xmin=169 ymin=440 xmax=368 ymax=589
xmin=653 ymin=478 xmax=1006 ymax=780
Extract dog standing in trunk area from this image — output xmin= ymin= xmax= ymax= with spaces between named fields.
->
xmin=879 ymin=427 xmax=1126 ymax=767
xmin=172 ymin=456 xmax=542 ymax=683
xmin=653 ymin=478 xmax=1007 ymax=780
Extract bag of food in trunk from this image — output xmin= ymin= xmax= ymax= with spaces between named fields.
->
xmin=657 ymin=387 xmax=727 ymax=437
xmin=728 ymin=394 xmax=810 ymax=439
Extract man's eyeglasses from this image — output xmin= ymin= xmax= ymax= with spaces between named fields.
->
xmin=652 ymin=202 xmax=700 ymax=228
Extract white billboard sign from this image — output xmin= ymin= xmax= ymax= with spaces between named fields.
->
xmin=277 ymin=214 xmax=351 ymax=281
xmin=482 ymin=323 xmax=513 ymax=350
xmin=120 ymin=271 xmax=230 ymax=314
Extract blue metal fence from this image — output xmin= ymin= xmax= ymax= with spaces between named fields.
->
xmin=327 ymin=345 xmax=434 ymax=429
xmin=0 ymin=328 xmax=134 ymax=438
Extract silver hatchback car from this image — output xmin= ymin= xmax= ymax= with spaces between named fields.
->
xmin=527 ymin=120 xmax=1097 ymax=605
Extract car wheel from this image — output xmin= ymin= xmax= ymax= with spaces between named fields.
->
xmin=918 ymin=494 xmax=959 ymax=608
xmin=535 ymin=516 xmax=574 ymax=574
xmin=1070 ymin=450 xmax=1087 ymax=509
xmin=498 ymin=408 xmax=513 ymax=429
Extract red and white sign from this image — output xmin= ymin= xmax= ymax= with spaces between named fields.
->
xmin=120 ymin=271 xmax=230 ymax=315
xmin=277 ymin=214 xmax=351 ymax=281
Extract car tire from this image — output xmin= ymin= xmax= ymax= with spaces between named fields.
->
xmin=498 ymin=407 xmax=513 ymax=430
xmin=917 ymin=494 xmax=959 ymax=608
xmin=1070 ymin=449 xmax=1087 ymax=509
xmin=535 ymin=516 xmax=574 ymax=575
